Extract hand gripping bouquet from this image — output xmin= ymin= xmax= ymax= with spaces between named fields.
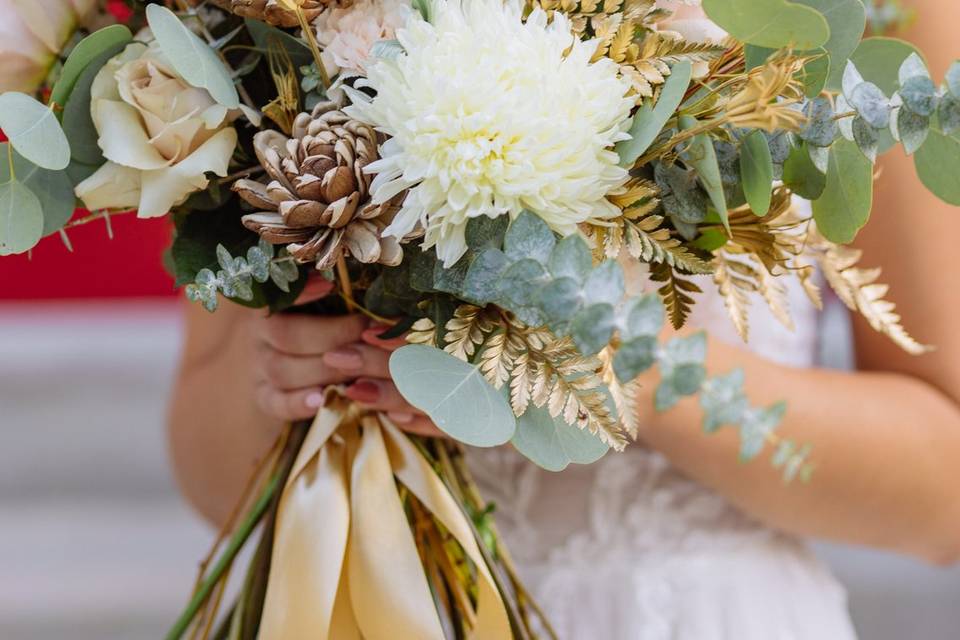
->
xmin=3 ymin=0 xmax=960 ymax=637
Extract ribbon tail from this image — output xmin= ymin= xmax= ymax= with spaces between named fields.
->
xmin=348 ymin=417 xmax=447 ymax=640
xmin=382 ymin=419 xmax=514 ymax=640
xmin=259 ymin=408 xmax=355 ymax=639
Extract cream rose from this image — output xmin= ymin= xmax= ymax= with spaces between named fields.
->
xmin=75 ymin=37 xmax=239 ymax=218
xmin=0 ymin=0 xmax=97 ymax=93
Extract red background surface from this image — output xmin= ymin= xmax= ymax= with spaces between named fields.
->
xmin=0 ymin=214 xmax=176 ymax=299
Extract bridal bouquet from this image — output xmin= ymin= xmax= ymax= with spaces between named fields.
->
xmin=3 ymin=0 xmax=958 ymax=637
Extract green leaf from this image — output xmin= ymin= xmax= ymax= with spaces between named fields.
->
xmin=915 ymin=130 xmax=960 ymax=205
xmin=849 ymin=37 xmax=922 ymax=95
xmin=583 ymin=260 xmax=625 ymax=306
xmin=537 ymin=277 xmax=582 ymax=327
xmin=938 ymin=95 xmax=960 ymax=136
xmin=899 ymin=76 xmax=937 ymax=117
xmin=462 ymin=248 xmax=510 ymax=304
xmin=739 ymin=131 xmax=774 ymax=216
xmin=623 ymin=294 xmax=665 ymax=339
xmin=390 ymin=345 xmax=516 ymax=447
xmin=848 ymin=81 xmax=891 ymax=129
xmin=49 ymin=24 xmax=133 ymax=109
xmin=0 ymin=179 xmax=44 ymax=255
xmin=680 ymin=115 xmax=728 ymax=231
xmin=851 ymin=116 xmax=880 ymax=162
xmin=0 ymin=144 xmax=75 ymax=236
xmin=800 ymin=48 xmax=831 ymax=98
xmin=783 ymin=142 xmax=827 ymax=199
xmin=570 ymin=303 xmax=616 ymax=354
xmin=739 ymin=402 xmax=787 ymax=461
xmin=892 ymin=107 xmax=929 ymax=156
xmin=511 ymin=404 xmax=608 ymax=472
xmin=548 ymin=234 xmax=592 ymax=282
xmin=613 ymin=336 xmax=658 ymax=382
xmin=702 ymin=0 xmax=830 ymax=50
xmin=0 ymin=93 xmax=70 ymax=170
xmin=812 ymin=139 xmax=873 ymax=243
xmin=794 ymin=0 xmax=866 ymax=91
xmin=946 ymin=61 xmax=960 ymax=98
xmin=245 ymin=18 xmax=313 ymax=67
xmin=62 ymin=43 xmax=128 ymax=167
xmin=504 ymin=211 xmax=555 ymax=264
xmin=147 ymin=4 xmax=240 ymax=108
xmin=799 ymin=96 xmax=839 ymax=147
xmin=465 ymin=214 xmax=509 ymax=251
xmin=616 ymin=60 xmax=693 ymax=167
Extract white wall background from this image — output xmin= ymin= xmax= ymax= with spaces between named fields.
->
xmin=0 ymin=301 xmax=957 ymax=639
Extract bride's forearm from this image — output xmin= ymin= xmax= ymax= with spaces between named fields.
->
xmin=167 ymin=303 xmax=284 ymax=527
xmin=637 ymin=335 xmax=960 ymax=565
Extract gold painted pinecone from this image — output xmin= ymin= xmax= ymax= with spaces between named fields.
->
xmin=207 ymin=0 xmax=331 ymax=27
xmin=234 ymin=102 xmax=404 ymax=270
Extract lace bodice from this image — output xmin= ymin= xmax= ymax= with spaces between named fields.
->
xmin=467 ymin=260 xmax=858 ymax=639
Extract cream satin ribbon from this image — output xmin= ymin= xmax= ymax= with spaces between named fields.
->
xmin=258 ymin=394 xmax=513 ymax=639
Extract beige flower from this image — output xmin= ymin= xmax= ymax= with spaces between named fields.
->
xmin=75 ymin=37 xmax=239 ymax=218
xmin=314 ymin=0 xmax=411 ymax=77
xmin=656 ymin=0 xmax=726 ymax=44
xmin=0 ymin=0 xmax=97 ymax=93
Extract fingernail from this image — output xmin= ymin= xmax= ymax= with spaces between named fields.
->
xmin=324 ymin=348 xmax=363 ymax=370
xmin=305 ymin=391 xmax=324 ymax=409
xmin=346 ymin=380 xmax=380 ymax=403
xmin=388 ymin=411 xmax=415 ymax=424
xmin=363 ymin=326 xmax=393 ymax=342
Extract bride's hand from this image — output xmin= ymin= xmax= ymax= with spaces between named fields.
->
xmin=252 ymin=274 xmax=444 ymax=437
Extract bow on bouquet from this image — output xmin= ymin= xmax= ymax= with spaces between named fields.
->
xmin=3 ymin=0 xmax=959 ymax=637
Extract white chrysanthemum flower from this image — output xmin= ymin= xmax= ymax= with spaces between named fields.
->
xmin=344 ymin=0 xmax=635 ymax=266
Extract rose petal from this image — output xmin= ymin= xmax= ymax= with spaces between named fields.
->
xmin=93 ymin=99 xmax=171 ymax=170
xmin=74 ymin=161 xmax=143 ymax=212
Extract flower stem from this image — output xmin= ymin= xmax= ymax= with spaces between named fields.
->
xmin=335 ymin=255 xmax=357 ymax=313
xmin=295 ymin=7 xmax=331 ymax=90
xmin=165 ymin=423 xmax=309 ymax=640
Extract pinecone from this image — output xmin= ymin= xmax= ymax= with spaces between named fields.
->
xmin=207 ymin=0 xmax=331 ymax=27
xmin=234 ymin=102 xmax=405 ymax=270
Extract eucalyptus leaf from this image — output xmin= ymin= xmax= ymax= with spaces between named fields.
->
xmin=570 ymin=304 xmax=616 ymax=354
xmin=616 ymin=61 xmax=692 ymax=166
xmin=799 ymin=96 xmax=839 ymax=147
xmin=62 ymin=40 xmax=129 ymax=166
xmin=390 ymin=345 xmax=516 ymax=447
xmin=915 ymin=130 xmax=960 ymax=205
xmin=461 ymin=248 xmax=510 ymax=304
xmin=680 ymin=115 xmax=728 ymax=231
xmin=892 ymin=107 xmax=930 ymax=155
xmin=849 ymin=37 xmax=922 ymax=95
xmin=812 ymin=139 xmax=873 ymax=243
xmin=938 ymin=96 xmax=960 ymax=136
xmin=899 ymin=76 xmax=937 ymax=117
xmin=0 ymin=93 xmax=70 ymax=170
xmin=0 ymin=179 xmax=44 ymax=255
xmin=898 ymin=52 xmax=930 ymax=85
xmin=465 ymin=214 xmax=509 ymax=251
xmin=783 ymin=142 xmax=827 ymax=199
xmin=511 ymin=404 xmax=608 ymax=472
xmin=147 ymin=5 xmax=240 ymax=108
xmin=49 ymin=24 xmax=133 ymax=109
xmin=0 ymin=145 xmax=75 ymax=236
xmin=245 ymin=18 xmax=313 ymax=67
xmin=504 ymin=211 xmax=555 ymax=264
xmin=548 ymin=235 xmax=592 ymax=282
xmin=947 ymin=61 xmax=960 ymax=98
xmin=623 ymin=294 xmax=665 ymax=339
xmin=739 ymin=130 xmax=774 ymax=216
xmin=701 ymin=0 xmax=829 ymax=50
xmin=794 ymin=0 xmax=866 ymax=90
xmin=848 ymin=81 xmax=891 ymax=129
xmin=613 ymin=336 xmax=658 ymax=382
xmin=851 ymin=116 xmax=880 ymax=162
xmin=582 ymin=260 xmax=625 ymax=306
xmin=537 ymin=277 xmax=582 ymax=326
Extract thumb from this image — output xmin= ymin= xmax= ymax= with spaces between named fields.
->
xmin=294 ymin=273 xmax=336 ymax=305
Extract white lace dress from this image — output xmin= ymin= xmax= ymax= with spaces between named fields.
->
xmin=468 ymin=271 xmax=859 ymax=640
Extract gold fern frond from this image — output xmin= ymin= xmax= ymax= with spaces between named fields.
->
xmin=650 ymin=262 xmax=701 ymax=329
xmin=713 ymin=254 xmax=753 ymax=341
xmin=815 ymin=242 xmax=932 ymax=356
xmin=443 ymin=305 xmax=497 ymax=360
xmin=626 ymin=214 xmax=714 ymax=273
xmin=407 ymin=317 xmax=438 ymax=346
xmin=601 ymin=348 xmax=642 ymax=439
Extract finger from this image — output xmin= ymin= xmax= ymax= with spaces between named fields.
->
xmin=322 ymin=343 xmax=392 ymax=379
xmin=344 ymin=378 xmax=425 ymax=414
xmin=254 ymin=382 xmax=325 ymax=421
xmin=361 ymin=325 xmax=409 ymax=351
xmin=260 ymin=313 xmax=368 ymax=356
xmin=294 ymin=274 xmax=335 ymax=305
xmin=256 ymin=345 xmax=357 ymax=390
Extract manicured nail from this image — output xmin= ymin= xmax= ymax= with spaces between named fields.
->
xmin=388 ymin=411 xmax=415 ymax=424
xmin=305 ymin=391 xmax=324 ymax=409
xmin=346 ymin=380 xmax=380 ymax=403
xmin=363 ymin=326 xmax=393 ymax=342
xmin=324 ymin=347 xmax=363 ymax=370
